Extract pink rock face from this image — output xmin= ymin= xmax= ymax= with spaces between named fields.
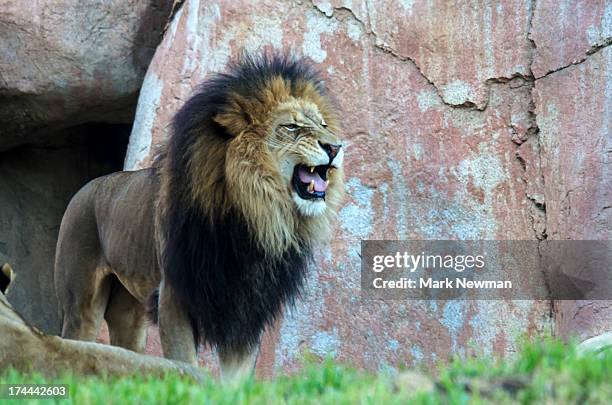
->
xmin=531 ymin=0 xmax=612 ymax=78
xmin=123 ymin=0 xmax=610 ymax=376
xmin=534 ymin=46 xmax=612 ymax=340
xmin=0 ymin=0 xmax=172 ymax=149
xmin=535 ymin=47 xmax=611 ymax=240
xmin=314 ymin=0 xmax=534 ymax=109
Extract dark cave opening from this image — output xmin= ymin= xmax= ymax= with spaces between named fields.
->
xmin=0 ymin=123 xmax=131 ymax=334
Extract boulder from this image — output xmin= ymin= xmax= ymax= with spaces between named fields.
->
xmin=0 ymin=0 xmax=174 ymax=150
xmin=577 ymin=332 xmax=612 ymax=356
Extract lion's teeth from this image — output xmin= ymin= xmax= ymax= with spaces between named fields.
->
xmin=308 ymin=180 xmax=315 ymax=193
xmin=310 ymin=166 xmax=315 ymax=173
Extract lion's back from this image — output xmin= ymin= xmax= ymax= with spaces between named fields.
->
xmin=55 ymin=168 xmax=161 ymax=302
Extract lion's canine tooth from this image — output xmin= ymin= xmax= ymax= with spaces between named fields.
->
xmin=310 ymin=166 xmax=315 ymax=173
xmin=308 ymin=180 xmax=315 ymax=193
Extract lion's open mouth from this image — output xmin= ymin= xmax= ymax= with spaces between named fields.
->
xmin=292 ymin=164 xmax=330 ymax=200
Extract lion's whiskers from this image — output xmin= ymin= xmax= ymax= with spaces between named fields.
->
xmin=264 ymin=140 xmax=303 ymax=155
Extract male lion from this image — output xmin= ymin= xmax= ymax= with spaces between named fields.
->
xmin=54 ymin=53 xmax=345 ymax=380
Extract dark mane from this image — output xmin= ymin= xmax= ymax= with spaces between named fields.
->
xmin=154 ymin=53 xmax=324 ymax=352
xmin=161 ymin=208 xmax=310 ymax=352
xmin=152 ymin=52 xmax=326 ymax=168
xmin=173 ymin=52 xmax=326 ymax=142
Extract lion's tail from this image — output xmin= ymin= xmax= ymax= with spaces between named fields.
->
xmin=146 ymin=288 xmax=160 ymax=324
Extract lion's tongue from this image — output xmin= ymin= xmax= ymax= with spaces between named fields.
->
xmin=298 ymin=166 xmax=328 ymax=192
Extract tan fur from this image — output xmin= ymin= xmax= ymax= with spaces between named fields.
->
xmin=54 ymin=67 xmax=344 ymax=380
xmin=0 ymin=266 xmax=204 ymax=380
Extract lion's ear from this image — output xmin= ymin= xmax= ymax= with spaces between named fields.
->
xmin=213 ymin=95 xmax=256 ymax=136
xmin=1 ymin=263 xmax=14 ymax=295
xmin=213 ymin=111 xmax=250 ymax=136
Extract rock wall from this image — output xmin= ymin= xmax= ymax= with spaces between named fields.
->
xmin=123 ymin=0 xmax=610 ymax=376
xmin=530 ymin=0 xmax=612 ymax=343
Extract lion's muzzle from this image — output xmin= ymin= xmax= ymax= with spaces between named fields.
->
xmin=291 ymin=142 xmax=342 ymax=201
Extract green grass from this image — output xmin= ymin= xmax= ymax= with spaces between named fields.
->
xmin=1 ymin=338 xmax=610 ymax=404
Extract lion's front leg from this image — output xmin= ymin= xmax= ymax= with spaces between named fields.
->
xmin=158 ymin=280 xmax=198 ymax=366
xmin=218 ymin=342 xmax=260 ymax=382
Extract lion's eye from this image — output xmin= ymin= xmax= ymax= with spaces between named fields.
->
xmin=283 ymin=123 xmax=300 ymax=131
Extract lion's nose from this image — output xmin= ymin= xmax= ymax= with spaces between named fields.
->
xmin=319 ymin=141 xmax=341 ymax=161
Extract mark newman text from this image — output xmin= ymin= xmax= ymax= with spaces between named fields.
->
xmin=372 ymin=277 xmax=512 ymax=289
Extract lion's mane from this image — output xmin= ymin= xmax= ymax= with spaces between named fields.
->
xmin=155 ymin=53 xmax=342 ymax=353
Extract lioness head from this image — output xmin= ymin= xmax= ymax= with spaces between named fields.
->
xmin=171 ymin=53 xmax=345 ymax=255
